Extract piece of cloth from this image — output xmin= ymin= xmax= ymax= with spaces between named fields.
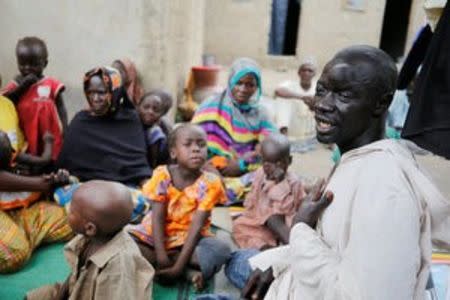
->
xmin=57 ymin=67 xmax=151 ymax=186
xmin=0 ymin=96 xmax=25 ymax=152
xmin=192 ymin=58 xmax=275 ymax=161
xmin=0 ymin=201 xmax=73 ymax=273
xmin=114 ymin=58 xmax=144 ymax=105
xmin=264 ymin=79 xmax=317 ymax=140
xmin=397 ymin=25 xmax=433 ymax=90
xmin=232 ymin=168 xmax=305 ymax=249
xmin=145 ymin=125 xmax=167 ymax=148
xmin=225 ymin=249 xmax=260 ymax=289
xmin=195 ymin=237 xmax=232 ymax=280
xmin=1 ymin=77 xmax=64 ymax=160
xmin=223 ymin=171 xmax=255 ymax=205
xmin=0 ymin=191 xmax=41 ymax=211
xmin=144 ymin=124 xmax=169 ymax=166
xmin=54 ymin=182 xmax=150 ymax=223
xmin=331 ymin=128 xmax=401 ymax=163
xmin=387 ymin=90 xmax=410 ymax=130
xmin=250 ymin=139 xmax=450 ymax=299
xmin=27 ymin=229 xmax=154 ymax=300
xmin=402 ymin=0 xmax=450 ymax=159
xmin=195 ymin=294 xmax=235 ymax=300
xmin=129 ymin=165 xmax=226 ymax=249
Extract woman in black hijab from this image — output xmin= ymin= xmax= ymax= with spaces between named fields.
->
xmin=58 ymin=67 xmax=151 ymax=185
xmin=56 ymin=67 xmax=151 ymax=221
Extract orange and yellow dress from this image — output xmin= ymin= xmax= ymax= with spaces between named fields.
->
xmin=130 ymin=165 xmax=226 ymax=249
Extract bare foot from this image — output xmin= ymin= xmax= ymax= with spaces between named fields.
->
xmin=187 ymin=270 xmax=204 ymax=291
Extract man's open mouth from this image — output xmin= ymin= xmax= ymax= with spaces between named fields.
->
xmin=315 ymin=117 xmax=335 ymax=133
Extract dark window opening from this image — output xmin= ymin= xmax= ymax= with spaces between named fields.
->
xmin=379 ymin=0 xmax=412 ymax=61
xmin=268 ymin=0 xmax=301 ymax=55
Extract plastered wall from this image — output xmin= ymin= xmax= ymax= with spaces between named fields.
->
xmin=203 ymin=0 xmax=272 ymax=65
xmin=204 ymin=0 xmax=426 ymax=69
xmin=0 ymin=0 xmax=205 ymax=118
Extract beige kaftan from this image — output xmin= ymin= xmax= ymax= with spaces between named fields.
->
xmin=250 ymin=139 xmax=450 ymax=300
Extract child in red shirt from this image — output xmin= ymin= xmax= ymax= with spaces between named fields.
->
xmin=1 ymin=36 xmax=67 ymax=162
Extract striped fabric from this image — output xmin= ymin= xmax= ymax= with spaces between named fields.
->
xmin=0 ymin=201 xmax=73 ymax=273
xmin=432 ymin=251 xmax=450 ymax=264
xmin=192 ymin=58 xmax=275 ymax=160
xmin=0 ymin=191 xmax=41 ymax=211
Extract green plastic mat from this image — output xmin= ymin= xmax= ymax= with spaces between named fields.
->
xmin=0 ymin=243 xmax=212 ymax=300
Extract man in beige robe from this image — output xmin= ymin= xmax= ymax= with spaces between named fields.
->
xmin=245 ymin=45 xmax=450 ymax=300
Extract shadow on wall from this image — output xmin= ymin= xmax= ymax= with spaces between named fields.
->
xmin=64 ymin=86 xmax=85 ymax=121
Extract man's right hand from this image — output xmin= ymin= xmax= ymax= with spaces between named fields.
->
xmin=292 ymin=179 xmax=334 ymax=228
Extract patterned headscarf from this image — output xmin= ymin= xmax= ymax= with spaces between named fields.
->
xmin=59 ymin=67 xmax=150 ymax=185
xmin=227 ymin=57 xmax=262 ymax=110
xmin=113 ymin=58 xmax=144 ymax=105
xmin=83 ymin=67 xmax=131 ymax=115
xmin=192 ymin=57 xmax=275 ymax=160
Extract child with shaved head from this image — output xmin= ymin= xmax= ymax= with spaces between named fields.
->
xmin=27 ymin=180 xmax=154 ymax=300
xmin=225 ymin=133 xmax=306 ymax=289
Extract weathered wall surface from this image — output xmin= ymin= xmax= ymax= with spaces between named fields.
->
xmin=204 ymin=0 xmax=426 ymax=70
xmin=0 ymin=0 xmax=427 ymax=118
xmin=203 ymin=0 xmax=272 ymax=65
xmin=296 ymin=0 xmax=387 ymax=69
xmin=204 ymin=0 xmax=388 ymax=68
xmin=0 ymin=0 xmax=204 ymax=118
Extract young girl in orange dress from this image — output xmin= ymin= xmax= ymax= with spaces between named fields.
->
xmin=130 ymin=124 xmax=231 ymax=290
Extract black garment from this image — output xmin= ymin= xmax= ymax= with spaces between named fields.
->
xmin=57 ymin=67 xmax=151 ymax=185
xmin=57 ymin=108 xmax=151 ymax=185
xmin=397 ymin=25 xmax=433 ymax=90
xmin=401 ymin=1 xmax=450 ymax=159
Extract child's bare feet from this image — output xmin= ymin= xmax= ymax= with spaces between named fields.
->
xmin=187 ymin=270 xmax=204 ymax=291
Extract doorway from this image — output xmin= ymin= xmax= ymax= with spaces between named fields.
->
xmin=268 ymin=0 xmax=301 ymax=55
xmin=379 ymin=0 xmax=413 ymax=61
